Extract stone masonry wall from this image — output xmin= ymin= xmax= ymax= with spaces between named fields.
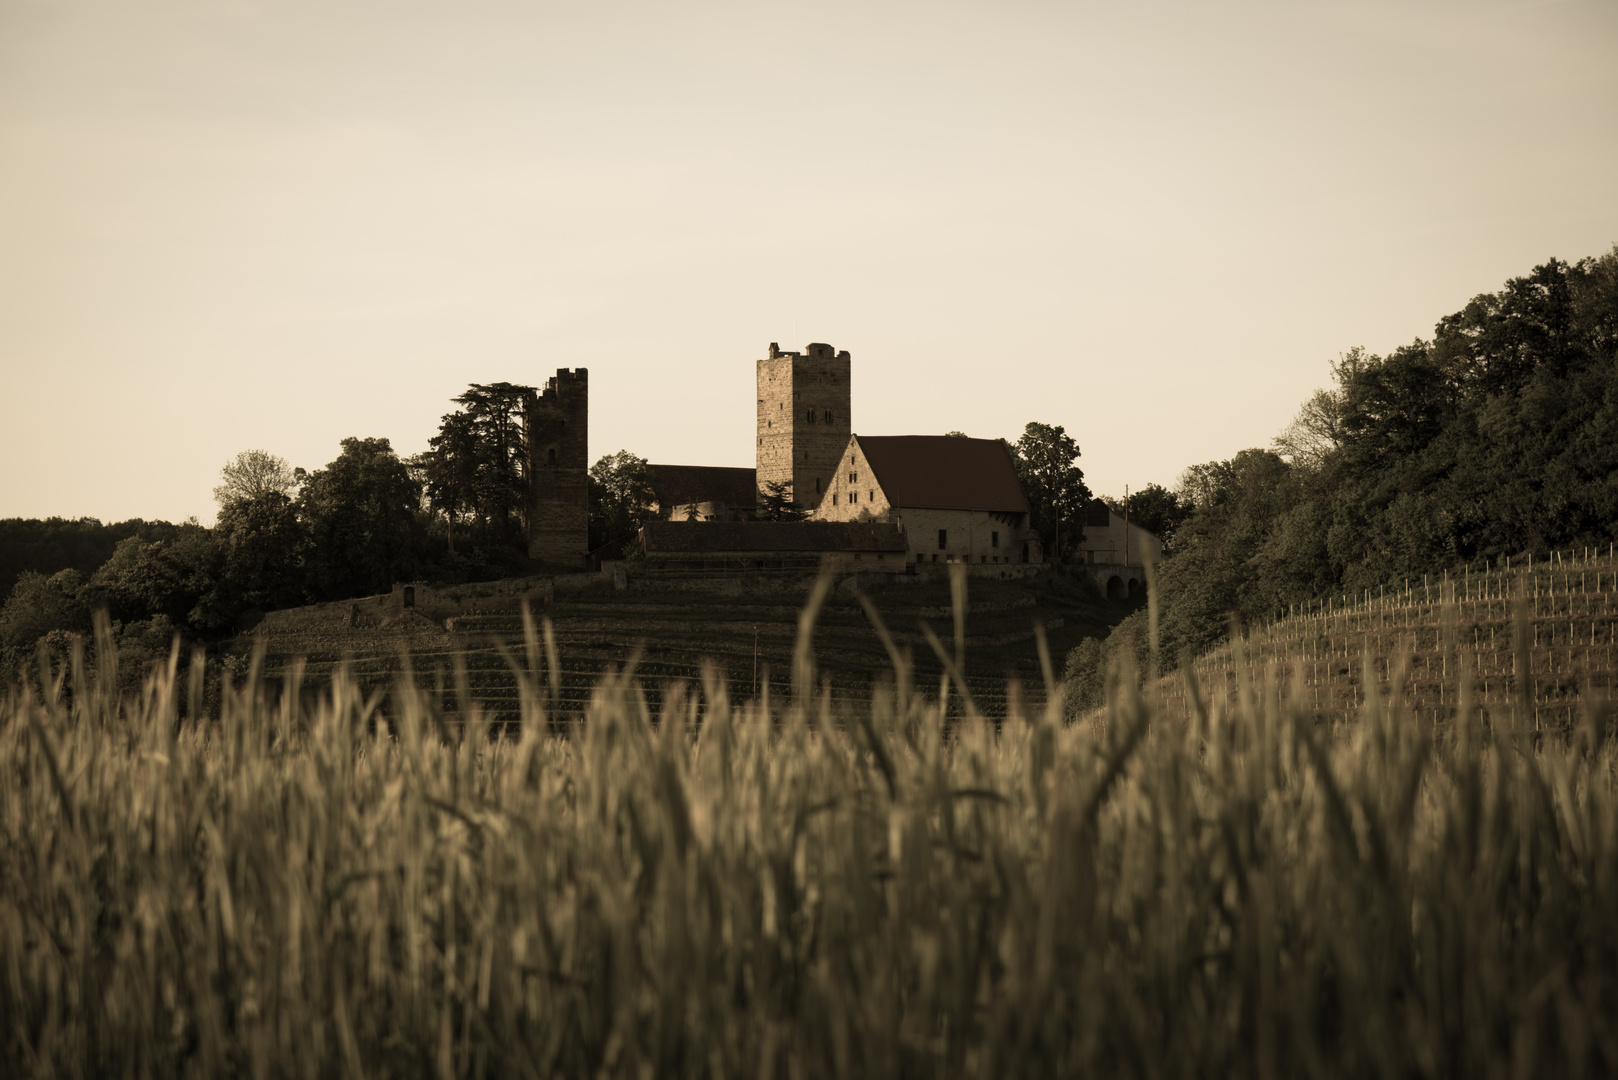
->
xmin=895 ymin=507 xmax=1036 ymax=567
xmin=814 ymin=437 xmax=891 ymax=522
xmin=527 ymin=368 xmax=589 ymax=568
xmin=756 ymin=342 xmax=851 ymax=511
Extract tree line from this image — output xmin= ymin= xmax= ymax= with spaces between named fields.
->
xmin=1067 ymin=245 xmax=1618 ymax=707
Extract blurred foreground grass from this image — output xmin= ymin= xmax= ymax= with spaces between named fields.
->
xmin=3 ymin=576 xmax=1617 ymax=1078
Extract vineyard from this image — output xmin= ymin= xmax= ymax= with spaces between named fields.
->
xmin=238 ymin=571 xmax=1121 ymax=721
xmin=1154 ymin=545 xmax=1618 ymax=731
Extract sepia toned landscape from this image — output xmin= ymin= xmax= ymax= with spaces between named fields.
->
xmin=4 ymin=2 xmax=1618 ymax=1076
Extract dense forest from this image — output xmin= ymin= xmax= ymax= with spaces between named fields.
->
xmin=1070 ymin=245 xmax=1618 ymax=700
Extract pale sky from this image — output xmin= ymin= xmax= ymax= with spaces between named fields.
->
xmin=3 ymin=0 xmax=1615 ymax=524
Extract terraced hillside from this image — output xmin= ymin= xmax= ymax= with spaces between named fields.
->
xmin=1152 ymin=545 xmax=1618 ymax=731
xmin=241 ymin=570 xmax=1128 ymax=720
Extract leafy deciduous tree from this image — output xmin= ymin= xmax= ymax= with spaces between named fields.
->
xmin=214 ymin=450 xmax=298 ymax=508
xmin=588 ymin=451 xmax=657 ymax=550
xmin=298 ymin=437 xmax=426 ymax=601
xmin=1012 ymin=422 xmax=1091 ymax=562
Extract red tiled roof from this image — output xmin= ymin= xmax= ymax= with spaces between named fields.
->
xmin=646 ymin=464 xmax=758 ymax=509
xmin=641 ymin=521 xmax=906 ymax=554
xmin=856 ymin=436 xmax=1030 ymax=514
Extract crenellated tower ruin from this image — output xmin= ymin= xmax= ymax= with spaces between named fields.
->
xmin=526 ymin=368 xmax=589 ymax=568
xmin=756 ymin=342 xmax=851 ymax=511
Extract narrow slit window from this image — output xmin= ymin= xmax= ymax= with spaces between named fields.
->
xmin=937 ymin=529 xmax=947 ymax=550
xmin=991 ymin=531 xmax=999 ymax=548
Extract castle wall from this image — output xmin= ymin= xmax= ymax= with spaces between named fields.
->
xmin=755 ymin=342 xmax=851 ymax=511
xmin=527 ymin=368 xmax=589 ymax=568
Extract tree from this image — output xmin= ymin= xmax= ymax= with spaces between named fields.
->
xmin=588 ymin=451 xmax=657 ymax=550
xmin=298 ymin=437 xmax=426 ymax=601
xmin=1012 ymin=422 xmax=1091 ymax=562
xmin=212 ymin=491 xmax=306 ymax=616
xmin=88 ymin=525 xmax=223 ymax=628
xmin=1104 ymin=483 xmax=1193 ymax=552
xmin=420 ymin=384 xmax=535 ymax=554
xmin=1271 ymin=349 xmax=1360 ymax=470
xmin=417 ymin=410 xmax=481 ymax=555
xmin=756 ymin=479 xmax=809 ymax=521
xmin=214 ymin=450 xmax=298 ymax=508
xmin=0 ymin=570 xmax=89 ymax=663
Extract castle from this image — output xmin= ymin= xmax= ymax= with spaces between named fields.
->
xmin=522 ymin=342 xmax=1047 ymax=574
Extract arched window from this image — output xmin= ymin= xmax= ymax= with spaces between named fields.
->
xmin=806 ymin=408 xmax=815 ymax=423
xmin=546 ymin=448 xmax=556 ymax=466
xmin=824 ymin=409 xmax=833 ymax=423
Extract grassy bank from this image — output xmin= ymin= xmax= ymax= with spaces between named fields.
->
xmin=3 ymin=578 xmax=1616 ymax=1077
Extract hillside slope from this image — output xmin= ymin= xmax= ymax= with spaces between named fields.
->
xmin=240 ymin=569 xmax=1135 ymax=719
xmin=1146 ymin=545 xmax=1618 ymax=731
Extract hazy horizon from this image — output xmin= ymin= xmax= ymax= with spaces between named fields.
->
xmin=4 ymin=0 xmax=1615 ymax=524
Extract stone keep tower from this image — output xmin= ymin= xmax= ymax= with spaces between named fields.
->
xmin=526 ymin=368 xmax=588 ymax=568
xmin=756 ymin=342 xmax=851 ymax=510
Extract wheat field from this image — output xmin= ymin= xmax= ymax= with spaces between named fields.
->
xmin=3 ymin=574 xmax=1616 ymax=1078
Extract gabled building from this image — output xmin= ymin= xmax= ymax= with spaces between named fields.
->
xmin=812 ymin=435 xmax=1042 ymax=568
xmin=1074 ymin=499 xmax=1163 ymax=567
xmin=1073 ymin=498 xmax=1164 ymax=599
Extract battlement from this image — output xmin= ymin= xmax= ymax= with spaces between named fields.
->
xmin=767 ymin=343 xmax=850 ymax=362
xmin=540 ymin=367 xmax=588 ymax=401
